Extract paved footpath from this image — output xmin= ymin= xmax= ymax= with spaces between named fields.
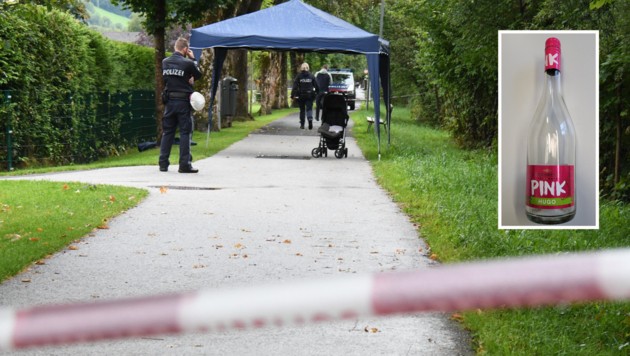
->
xmin=0 ymin=113 xmax=471 ymax=355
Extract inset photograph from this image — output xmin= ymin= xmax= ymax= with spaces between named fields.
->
xmin=498 ymin=31 xmax=599 ymax=229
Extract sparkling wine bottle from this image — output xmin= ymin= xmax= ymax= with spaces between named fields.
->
xmin=526 ymin=37 xmax=576 ymax=224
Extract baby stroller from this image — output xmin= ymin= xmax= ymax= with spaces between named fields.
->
xmin=311 ymin=93 xmax=349 ymax=159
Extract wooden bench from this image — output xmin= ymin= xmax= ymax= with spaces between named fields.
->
xmin=366 ymin=116 xmax=387 ymax=133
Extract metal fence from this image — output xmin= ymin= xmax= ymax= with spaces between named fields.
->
xmin=0 ymin=90 xmax=156 ymax=171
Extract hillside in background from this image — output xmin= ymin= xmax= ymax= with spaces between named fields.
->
xmin=85 ymin=0 xmax=131 ymax=32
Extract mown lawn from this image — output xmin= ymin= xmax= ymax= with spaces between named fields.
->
xmin=351 ymin=106 xmax=630 ymax=355
xmin=0 ymin=180 xmax=147 ymax=281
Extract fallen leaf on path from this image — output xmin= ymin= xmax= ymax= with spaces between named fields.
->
xmin=97 ymin=224 xmax=109 ymax=229
xmin=35 ymin=260 xmax=46 ymax=265
xmin=21 ymin=279 xmax=31 ymax=283
xmin=451 ymin=313 xmax=464 ymax=322
xmin=160 ymin=186 xmax=168 ymax=194
xmin=282 ymin=239 xmax=292 ymax=244
xmin=430 ymin=253 xmax=439 ymax=261
xmin=364 ymin=326 xmax=379 ymax=333
xmin=68 ymin=245 xmax=79 ymax=250
xmin=296 ymin=253 xmax=303 ymax=256
xmin=234 ymin=243 xmax=244 ymax=249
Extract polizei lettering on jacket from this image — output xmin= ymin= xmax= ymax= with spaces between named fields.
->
xmin=163 ymin=68 xmax=185 ymax=77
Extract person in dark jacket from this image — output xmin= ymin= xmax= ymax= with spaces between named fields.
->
xmin=314 ymin=64 xmax=333 ymax=121
xmin=159 ymin=37 xmax=202 ymax=173
xmin=291 ymin=63 xmax=319 ymax=130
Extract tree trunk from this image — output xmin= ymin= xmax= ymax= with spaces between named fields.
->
xmin=280 ymin=52 xmax=289 ymax=108
xmin=259 ymin=52 xmax=276 ymax=115
xmin=223 ymin=49 xmax=251 ymax=124
xmin=289 ymin=52 xmax=304 ymax=108
xmin=193 ymin=48 xmax=215 ymax=131
xmin=271 ymin=52 xmax=286 ymax=109
xmin=154 ymin=0 xmax=166 ymax=143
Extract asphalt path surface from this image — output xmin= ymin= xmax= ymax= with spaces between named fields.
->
xmin=0 ymin=112 xmax=472 ymax=355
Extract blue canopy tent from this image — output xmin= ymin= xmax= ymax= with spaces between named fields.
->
xmin=190 ymin=0 xmax=391 ymax=157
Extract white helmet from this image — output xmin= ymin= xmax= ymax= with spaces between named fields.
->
xmin=190 ymin=91 xmax=205 ymax=111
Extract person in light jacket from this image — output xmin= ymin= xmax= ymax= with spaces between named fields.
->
xmin=314 ymin=64 xmax=333 ymax=121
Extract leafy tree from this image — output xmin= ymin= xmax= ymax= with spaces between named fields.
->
xmin=110 ymin=0 xmax=231 ymax=139
xmin=31 ymin=0 xmax=89 ymax=22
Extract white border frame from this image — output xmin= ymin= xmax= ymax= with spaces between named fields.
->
xmin=498 ymin=30 xmax=599 ymax=230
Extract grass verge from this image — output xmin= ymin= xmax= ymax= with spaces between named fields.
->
xmin=351 ymin=106 xmax=630 ymax=355
xmin=0 ymin=180 xmax=147 ymax=281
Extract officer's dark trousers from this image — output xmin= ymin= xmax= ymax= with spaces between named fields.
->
xmin=298 ymin=97 xmax=314 ymax=125
xmin=159 ymin=99 xmax=193 ymax=170
xmin=315 ymin=92 xmax=327 ymax=121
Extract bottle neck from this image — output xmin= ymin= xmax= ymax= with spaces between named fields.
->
xmin=544 ymin=69 xmax=563 ymax=100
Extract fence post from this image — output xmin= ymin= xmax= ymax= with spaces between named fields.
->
xmin=3 ymin=91 xmax=13 ymax=171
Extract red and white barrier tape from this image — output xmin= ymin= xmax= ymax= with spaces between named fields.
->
xmin=1 ymin=248 xmax=629 ymax=351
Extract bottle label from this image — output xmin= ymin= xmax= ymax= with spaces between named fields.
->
xmin=526 ymin=165 xmax=574 ymax=209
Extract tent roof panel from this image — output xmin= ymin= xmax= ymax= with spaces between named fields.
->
xmin=190 ymin=0 xmax=385 ymax=54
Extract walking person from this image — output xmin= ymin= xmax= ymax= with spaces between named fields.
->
xmin=314 ymin=64 xmax=333 ymax=122
xmin=291 ymin=63 xmax=319 ymax=130
xmin=159 ymin=37 xmax=202 ymax=173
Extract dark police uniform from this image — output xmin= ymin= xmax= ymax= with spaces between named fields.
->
xmin=159 ymin=51 xmax=202 ymax=172
xmin=291 ymin=70 xmax=319 ymax=129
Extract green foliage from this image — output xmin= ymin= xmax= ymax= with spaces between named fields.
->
xmin=0 ymin=4 xmax=154 ymax=169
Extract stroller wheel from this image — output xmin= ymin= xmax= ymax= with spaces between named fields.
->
xmin=344 ymin=148 xmax=348 ymax=158
xmin=334 ymin=149 xmax=344 ymax=159
xmin=311 ymin=148 xmax=321 ymax=158
xmin=323 ymin=149 xmax=327 ymax=157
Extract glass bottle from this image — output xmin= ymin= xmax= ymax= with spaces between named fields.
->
xmin=526 ymin=37 xmax=576 ymax=224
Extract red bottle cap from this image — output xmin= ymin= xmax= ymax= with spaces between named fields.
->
xmin=544 ymin=37 xmax=561 ymax=71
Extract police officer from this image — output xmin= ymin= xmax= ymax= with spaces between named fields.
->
xmin=291 ymin=63 xmax=319 ymax=130
xmin=159 ymin=37 xmax=202 ymax=173
xmin=314 ymin=64 xmax=332 ymax=122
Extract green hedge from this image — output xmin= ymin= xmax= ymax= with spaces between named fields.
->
xmin=0 ymin=4 xmax=154 ymax=169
